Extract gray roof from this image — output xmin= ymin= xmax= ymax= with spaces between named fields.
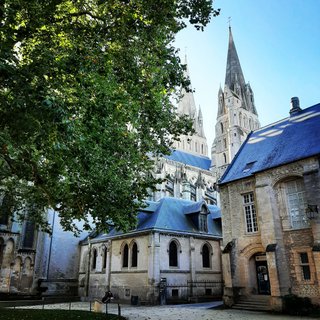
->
xmin=88 ymin=198 xmax=222 ymax=243
xmin=220 ymin=103 xmax=320 ymax=185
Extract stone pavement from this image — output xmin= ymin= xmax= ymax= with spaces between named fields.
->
xmin=16 ymin=301 xmax=315 ymax=320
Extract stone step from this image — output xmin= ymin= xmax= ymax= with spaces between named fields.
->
xmin=232 ymin=295 xmax=271 ymax=312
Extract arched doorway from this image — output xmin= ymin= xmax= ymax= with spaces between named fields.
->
xmin=255 ymin=254 xmax=270 ymax=295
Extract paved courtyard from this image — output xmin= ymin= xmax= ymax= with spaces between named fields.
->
xmin=17 ymin=301 xmax=316 ymax=320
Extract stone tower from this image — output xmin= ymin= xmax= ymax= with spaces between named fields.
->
xmin=172 ymin=56 xmax=208 ymax=157
xmin=212 ymin=27 xmax=260 ymax=179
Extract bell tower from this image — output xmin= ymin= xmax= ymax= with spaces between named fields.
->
xmin=212 ymin=27 xmax=260 ymax=179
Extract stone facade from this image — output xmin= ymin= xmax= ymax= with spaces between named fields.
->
xmin=78 ymin=220 xmax=222 ymax=304
xmin=220 ymin=156 xmax=320 ymax=310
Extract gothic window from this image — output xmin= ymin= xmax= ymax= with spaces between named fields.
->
xmin=23 ymin=257 xmax=32 ymax=276
xmin=220 ymin=122 xmax=224 ymax=133
xmin=201 ymin=144 xmax=204 ymax=154
xmin=243 ymin=192 xmax=258 ymax=233
xmin=202 ymin=243 xmax=210 ymax=268
xmin=243 ymin=115 xmax=248 ymax=128
xmin=165 ymin=179 xmax=174 ymax=197
xmin=2 ymin=239 xmax=14 ymax=268
xmin=190 ymin=185 xmax=196 ymax=201
xmin=131 ymin=242 xmax=138 ymax=268
xmin=223 ymin=153 xmax=227 ymax=164
xmin=223 ymin=138 xmax=227 ymax=149
xmin=22 ymin=221 xmax=36 ymax=249
xmin=0 ymin=193 xmax=12 ymax=226
xmin=92 ymin=248 xmax=97 ymax=270
xmin=103 ymin=247 xmax=107 ymax=270
xmin=122 ymin=244 xmax=129 ymax=268
xmin=169 ymin=241 xmax=178 ymax=267
xmin=300 ymin=252 xmax=311 ymax=280
xmin=285 ymin=179 xmax=309 ymax=229
xmin=195 ymin=142 xmax=198 ymax=152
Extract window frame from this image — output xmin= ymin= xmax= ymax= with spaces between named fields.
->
xmin=201 ymin=243 xmax=211 ymax=269
xmin=131 ymin=242 xmax=138 ymax=268
xmin=242 ymin=192 xmax=258 ymax=233
xmin=91 ymin=248 xmax=98 ymax=271
xmin=122 ymin=243 xmax=129 ymax=268
xmin=169 ymin=240 xmax=179 ymax=268
xmin=285 ymin=179 xmax=309 ymax=229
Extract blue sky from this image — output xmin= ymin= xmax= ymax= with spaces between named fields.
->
xmin=174 ymin=0 xmax=320 ymax=150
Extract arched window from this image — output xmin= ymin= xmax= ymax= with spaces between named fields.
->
xmin=122 ymin=244 xmax=129 ymax=268
xmin=103 ymin=247 xmax=107 ymax=270
xmin=0 ymin=193 xmax=12 ymax=225
xmin=202 ymin=244 xmax=210 ymax=268
xmin=22 ymin=220 xmax=35 ymax=249
xmin=169 ymin=241 xmax=178 ymax=267
xmin=131 ymin=242 xmax=138 ymax=267
xmin=223 ymin=153 xmax=227 ymax=164
xmin=201 ymin=144 xmax=204 ymax=154
xmin=92 ymin=248 xmax=97 ymax=270
xmin=220 ymin=122 xmax=224 ymax=133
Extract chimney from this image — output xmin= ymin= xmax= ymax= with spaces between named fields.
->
xmin=290 ymin=97 xmax=302 ymax=115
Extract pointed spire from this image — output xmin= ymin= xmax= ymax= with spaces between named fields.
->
xmin=225 ymin=27 xmax=246 ymax=91
xmin=197 ymin=105 xmax=205 ymax=137
xmin=177 ymin=54 xmax=197 ymax=119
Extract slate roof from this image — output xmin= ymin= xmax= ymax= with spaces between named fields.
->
xmin=87 ymin=197 xmax=222 ymax=243
xmin=164 ymin=149 xmax=211 ymax=170
xmin=220 ymin=103 xmax=320 ymax=185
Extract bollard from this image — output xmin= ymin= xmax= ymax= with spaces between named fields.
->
xmin=69 ymin=302 xmax=71 ymax=310
xmin=118 ymin=303 xmax=121 ymax=317
xmin=89 ymin=301 xmax=92 ymax=312
xmin=105 ymin=302 xmax=108 ymax=315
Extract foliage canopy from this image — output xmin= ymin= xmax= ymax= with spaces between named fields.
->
xmin=0 ymin=0 xmax=219 ymax=233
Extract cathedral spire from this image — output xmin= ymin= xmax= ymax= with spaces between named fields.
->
xmin=225 ymin=26 xmax=246 ymax=92
xmin=196 ymin=105 xmax=205 ymax=137
xmin=177 ymin=55 xmax=197 ymax=119
xmin=212 ymin=27 xmax=260 ymax=179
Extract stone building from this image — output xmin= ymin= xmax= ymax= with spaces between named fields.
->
xmin=211 ymin=27 xmax=260 ymax=180
xmin=0 ymin=200 xmax=36 ymax=296
xmin=219 ymin=98 xmax=320 ymax=310
xmin=78 ymin=197 xmax=222 ymax=304
xmin=0 ymin=204 xmax=87 ymax=297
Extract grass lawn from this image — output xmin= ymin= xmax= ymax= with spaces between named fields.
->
xmin=0 ymin=309 xmax=125 ymax=320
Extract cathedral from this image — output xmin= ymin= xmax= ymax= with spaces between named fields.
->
xmin=0 ymin=26 xmax=260 ymax=300
xmin=1 ymin=26 xmax=319 ymax=311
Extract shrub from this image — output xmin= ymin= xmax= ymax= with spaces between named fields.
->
xmin=282 ymin=294 xmax=313 ymax=316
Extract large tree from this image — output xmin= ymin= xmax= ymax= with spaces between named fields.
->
xmin=0 ymin=0 xmax=219 ymax=233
